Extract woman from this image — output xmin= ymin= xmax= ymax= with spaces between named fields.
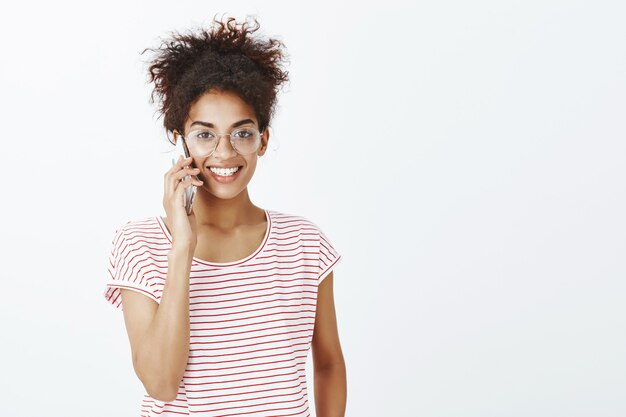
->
xmin=103 ymin=15 xmax=347 ymax=417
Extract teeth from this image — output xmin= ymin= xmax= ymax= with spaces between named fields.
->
xmin=209 ymin=166 xmax=240 ymax=176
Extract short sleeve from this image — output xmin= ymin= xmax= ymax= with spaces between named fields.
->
xmin=318 ymin=226 xmax=342 ymax=285
xmin=103 ymin=224 xmax=160 ymax=310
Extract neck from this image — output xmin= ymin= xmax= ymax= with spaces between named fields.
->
xmin=191 ymin=185 xmax=262 ymax=232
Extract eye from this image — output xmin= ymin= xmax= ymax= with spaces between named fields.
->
xmin=195 ymin=130 xmax=216 ymax=140
xmin=233 ymin=128 xmax=255 ymax=138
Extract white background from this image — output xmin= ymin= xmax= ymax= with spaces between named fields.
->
xmin=0 ymin=1 xmax=624 ymax=416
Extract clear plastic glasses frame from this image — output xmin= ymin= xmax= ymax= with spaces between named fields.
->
xmin=180 ymin=126 xmax=264 ymax=158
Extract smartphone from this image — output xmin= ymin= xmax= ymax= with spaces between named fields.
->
xmin=170 ymin=136 xmax=197 ymax=215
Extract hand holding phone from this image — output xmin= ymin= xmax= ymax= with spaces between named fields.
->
xmin=170 ymin=137 xmax=197 ymax=215
xmin=163 ymin=139 xmax=203 ymax=248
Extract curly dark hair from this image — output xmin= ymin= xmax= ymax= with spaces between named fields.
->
xmin=140 ymin=14 xmax=290 ymax=145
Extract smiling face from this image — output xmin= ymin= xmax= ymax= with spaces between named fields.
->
xmin=173 ymin=89 xmax=269 ymax=200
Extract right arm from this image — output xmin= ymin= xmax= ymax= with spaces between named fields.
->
xmin=120 ymin=154 xmax=202 ymax=402
xmin=120 ymin=244 xmax=194 ymax=402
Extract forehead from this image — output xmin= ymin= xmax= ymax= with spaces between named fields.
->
xmin=186 ymin=90 xmax=256 ymax=127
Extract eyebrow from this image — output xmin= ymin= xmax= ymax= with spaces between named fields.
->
xmin=190 ymin=118 xmax=256 ymax=129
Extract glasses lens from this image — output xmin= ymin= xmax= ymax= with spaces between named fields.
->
xmin=231 ymin=127 xmax=261 ymax=155
xmin=186 ymin=129 xmax=217 ymax=157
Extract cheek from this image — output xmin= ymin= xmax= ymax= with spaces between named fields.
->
xmin=243 ymin=158 xmax=258 ymax=174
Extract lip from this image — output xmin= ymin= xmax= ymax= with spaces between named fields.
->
xmin=208 ymin=165 xmax=244 ymax=168
xmin=207 ymin=165 xmax=243 ymax=184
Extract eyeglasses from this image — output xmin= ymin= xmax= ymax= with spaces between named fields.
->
xmin=180 ymin=126 xmax=263 ymax=158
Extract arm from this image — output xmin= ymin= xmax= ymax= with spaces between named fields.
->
xmin=120 ymin=245 xmax=193 ymax=402
xmin=311 ymin=272 xmax=347 ymax=417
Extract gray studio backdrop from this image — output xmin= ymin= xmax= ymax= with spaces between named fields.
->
xmin=0 ymin=1 xmax=624 ymax=416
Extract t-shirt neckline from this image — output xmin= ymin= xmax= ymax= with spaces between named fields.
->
xmin=155 ymin=209 xmax=271 ymax=267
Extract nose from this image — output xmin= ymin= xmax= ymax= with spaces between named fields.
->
xmin=212 ymin=134 xmax=238 ymax=159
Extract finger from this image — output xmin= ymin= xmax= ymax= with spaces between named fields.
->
xmin=171 ymin=169 xmax=201 ymax=195
xmin=164 ymin=155 xmax=187 ymax=195
xmin=174 ymin=175 xmax=203 ymax=195
xmin=172 ymin=177 xmax=190 ymax=207
xmin=166 ymin=155 xmax=193 ymax=175
xmin=179 ymin=155 xmax=194 ymax=168
xmin=165 ymin=160 xmax=199 ymax=196
xmin=174 ymin=177 xmax=202 ymax=206
xmin=179 ymin=175 xmax=203 ymax=186
xmin=181 ymin=176 xmax=203 ymax=187
xmin=173 ymin=166 xmax=201 ymax=182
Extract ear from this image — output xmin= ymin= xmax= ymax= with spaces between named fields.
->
xmin=257 ymin=127 xmax=270 ymax=156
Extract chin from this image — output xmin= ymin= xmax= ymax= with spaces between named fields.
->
xmin=203 ymin=185 xmax=247 ymax=200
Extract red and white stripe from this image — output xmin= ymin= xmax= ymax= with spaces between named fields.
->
xmin=104 ymin=209 xmax=342 ymax=416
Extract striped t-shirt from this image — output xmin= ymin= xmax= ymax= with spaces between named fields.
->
xmin=103 ymin=209 xmax=342 ymax=417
